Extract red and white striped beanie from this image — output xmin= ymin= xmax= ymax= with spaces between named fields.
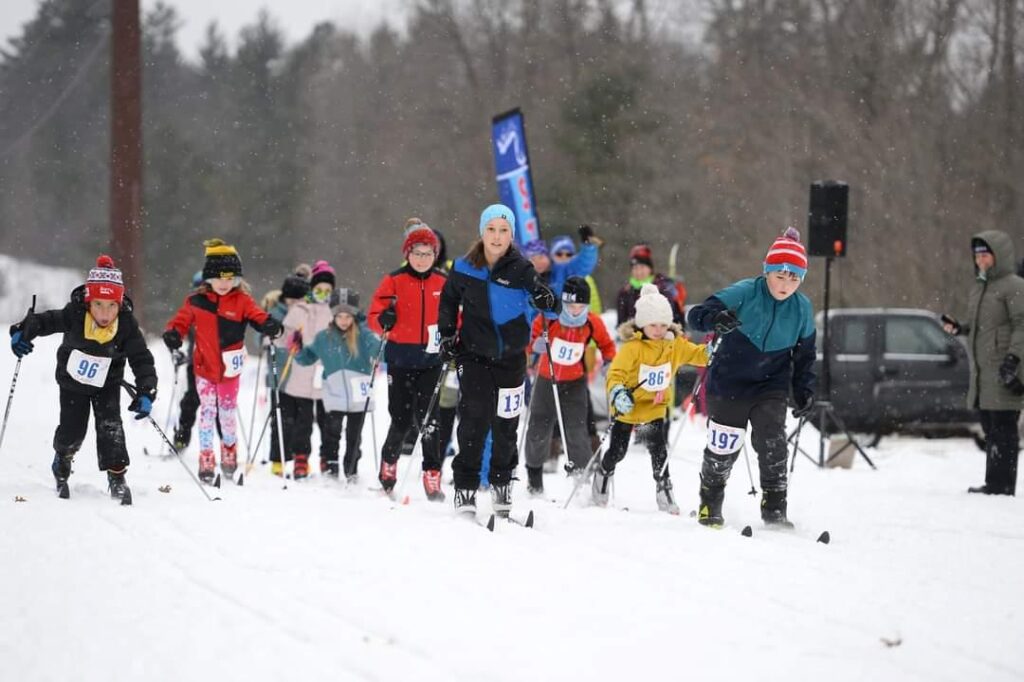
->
xmin=763 ymin=227 xmax=808 ymax=280
xmin=85 ymin=255 xmax=125 ymax=304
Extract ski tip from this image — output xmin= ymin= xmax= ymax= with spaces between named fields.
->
xmin=688 ymin=509 xmax=697 ymax=518
xmin=236 ymin=473 xmax=244 ymax=487
xmin=213 ymin=474 xmax=221 ymax=489
xmin=213 ymin=496 xmax=222 ymax=502
xmin=741 ymin=525 xmax=753 ymax=537
xmin=486 ymin=514 xmax=495 ymax=532
xmin=525 ymin=510 xmax=535 ymax=528
xmin=817 ymin=531 xmax=831 ymax=544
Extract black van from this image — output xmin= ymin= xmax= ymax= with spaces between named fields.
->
xmin=819 ymin=308 xmax=977 ymax=442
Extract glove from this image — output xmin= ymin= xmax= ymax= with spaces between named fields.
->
xmin=128 ymin=394 xmax=153 ymax=421
xmin=288 ymin=330 xmax=303 ymax=354
xmin=713 ymin=309 xmax=741 ymax=335
xmin=577 ymin=224 xmax=603 ymax=247
xmin=610 ymin=384 xmax=634 ymax=415
xmin=172 ymin=350 xmax=188 ymax=368
xmin=261 ymin=317 xmax=283 ymax=339
xmin=162 ymin=329 xmax=182 ymax=351
xmin=378 ymin=305 xmax=397 ymax=331
xmin=998 ymin=354 xmax=1024 ymax=395
xmin=531 ymin=336 xmax=547 ymax=354
xmin=438 ymin=334 xmax=458 ymax=361
xmin=792 ymin=392 xmax=815 ymax=419
xmin=531 ymin=283 xmax=560 ymax=313
xmin=941 ymin=314 xmax=961 ymax=335
xmin=9 ymin=330 xmax=33 ymax=358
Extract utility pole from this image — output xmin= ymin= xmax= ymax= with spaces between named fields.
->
xmin=110 ymin=0 xmax=143 ymax=318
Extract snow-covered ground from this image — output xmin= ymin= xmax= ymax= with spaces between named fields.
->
xmin=1 ymin=324 xmax=1023 ymax=680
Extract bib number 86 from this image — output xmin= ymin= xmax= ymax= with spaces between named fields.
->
xmin=77 ymin=359 xmax=100 ymax=380
xmin=647 ymin=369 xmax=666 ymax=386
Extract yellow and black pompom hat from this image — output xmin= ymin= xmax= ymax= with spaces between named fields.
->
xmin=202 ymin=238 xmax=242 ymax=280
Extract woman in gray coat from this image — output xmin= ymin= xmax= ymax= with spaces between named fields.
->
xmin=944 ymin=230 xmax=1024 ymax=495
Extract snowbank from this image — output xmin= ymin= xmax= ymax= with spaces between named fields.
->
xmin=0 ymin=253 xmax=82 ymax=323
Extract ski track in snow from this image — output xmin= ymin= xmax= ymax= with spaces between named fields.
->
xmin=1 ymin=332 xmax=1023 ymax=681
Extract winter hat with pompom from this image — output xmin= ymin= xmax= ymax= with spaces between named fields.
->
xmin=202 ymin=238 xmax=243 ymax=280
xmin=402 ymin=218 xmax=440 ymax=258
xmin=310 ymin=260 xmax=336 ymax=289
xmin=633 ymin=283 xmax=673 ymax=329
xmin=85 ymin=255 xmax=125 ymax=304
xmin=763 ymin=227 xmax=808 ymax=280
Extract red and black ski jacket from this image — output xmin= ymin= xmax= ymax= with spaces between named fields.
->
xmin=367 ymin=264 xmax=447 ymax=369
xmin=530 ymin=313 xmax=617 ymax=383
xmin=166 ymin=287 xmax=270 ymax=383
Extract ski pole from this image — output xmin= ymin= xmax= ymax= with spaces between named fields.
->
xmin=563 ymin=378 xmax=648 ymax=509
xmin=660 ymin=335 xmax=722 ymax=479
xmin=242 ymin=341 xmax=275 ymax=476
xmin=790 ymin=414 xmax=807 ymax=473
xmin=267 ymin=341 xmax=290 ymax=488
xmin=0 ymin=294 xmax=35 ymax=456
xmin=121 ymin=380 xmax=221 ymax=502
xmin=242 ymin=408 xmax=274 ymax=482
xmin=395 ymin=361 xmax=451 ymax=503
xmin=161 ymin=351 xmax=183 ymax=450
xmin=360 ymin=330 xmax=388 ymax=473
xmin=540 ymin=316 xmax=571 ymax=469
xmin=245 ymin=338 xmax=264 ymax=465
xmin=516 ymin=367 xmax=538 ymax=463
xmin=741 ymin=443 xmax=758 ymax=496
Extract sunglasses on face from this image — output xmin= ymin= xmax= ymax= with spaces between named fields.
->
xmin=553 ymin=251 xmax=573 ymax=259
xmin=410 ymin=250 xmax=435 ymax=259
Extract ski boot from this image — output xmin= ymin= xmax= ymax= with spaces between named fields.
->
xmin=591 ymin=467 xmax=613 ymax=507
xmin=220 ymin=443 xmax=238 ymax=477
xmin=51 ymin=452 xmax=73 ymax=499
xmin=323 ymin=459 xmax=340 ymax=478
xmin=271 ymin=460 xmax=284 ymax=477
xmin=761 ymin=489 xmax=794 ymax=528
xmin=198 ymin=450 xmax=217 ymax=484
xmin=697 ymin=478 xmax=725 ymax=527
xmin=526 ymin=466 xmax=544 ymax=497
xmin=655 ymin=476 xmax=680 ymax=515
xmin=491 ymin=482 xmax=512 ymax=518
xmin=293 ymin=454 xmax=309 ymax=480
xmin=173 ymin=426 xmax=189 ymax=453
xmin=379 ymin=460 xmax=398 ymax=495
xmin=454 ymin=488 xmax=477 ymax=516
xmin=423 ymin=469 xmax=445 ymax=502
xmin=107 ymin=469 xmax=132 ymax=506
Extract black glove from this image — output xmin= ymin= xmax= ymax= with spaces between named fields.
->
xmin=172 ymin=350 xmax=188 ymax=368
xmin=577 ymin=224 xmax=603 ymax=247
xmin=792 ymin=392 xmax=815 ymax=419
xmin=713 ymin=309 xmax=741 ymax=335
xmin=940 ymin=314 xmax=961 ymax=335
xmin=261 ymin=317 xmax=283 ymax=339
xmin=162 ymin=329 xmax=182 ymax=351
xmin=998 ymin=354 xmax=1024 ymax=395
xmin=378 ymin=305 xmax=397 ymax=331
xmin=438 ymin=334 xmax=458 ymax=361
xmin=531 ymin=283 xmax=560 ymax=313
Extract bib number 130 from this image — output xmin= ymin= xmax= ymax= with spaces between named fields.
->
xmin=497 ymin=384 xmax=525 ymax=419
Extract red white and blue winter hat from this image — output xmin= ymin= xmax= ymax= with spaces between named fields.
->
xmin=763 ymin=227 xmax=808 ymax=280
xmin=85 ymin=255 xmax=125 ymax=304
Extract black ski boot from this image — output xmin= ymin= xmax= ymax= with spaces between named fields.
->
xmin=51 ymin=452 xmax=73 ymax=499
xmin=454 ymin=488 xmax=477 ymax=516
xmin=761 ymin=489 xmax=793 ymax=528
xmin=107 ymin=469 xmax=132 ymax=506
xmin=491 ymin=482 xmax=512 ymax=518
xmin=697 ymin=478 xmax=725 ymax=527
xmin=173 ymin=426 xmax=189 ymax=453
xmin=526 ymin=466 xmax=544 ymax=497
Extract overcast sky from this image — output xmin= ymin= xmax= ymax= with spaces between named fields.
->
xmin=0 ymin=0 xmax=410 ymax=60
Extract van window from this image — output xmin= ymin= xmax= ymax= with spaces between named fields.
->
xmin=885 ymin=317 xmax=947 ymax=355
xmin=835 ymin=318 xmax=870 ymax=354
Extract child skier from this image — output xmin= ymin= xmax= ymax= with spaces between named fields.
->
xmin=524 ymin=276 xmax=616 ymax=496
xmin=687 ymin=227 xmax=816 ymax=528
xmin=368 ymin=219 xmax=448 ymax=501
xmin=293 ymin=289 xmax=380 ymax=480
xmin=8 ymin=255 xmax=156 ymax=503
xmin=437 ymin=204 xmax=559 ymax=516
xmin=279 ymin=260 xmax=335 ymax=479
xmin=164 ymin=239 xmax=282 ymax=483
xmin=593 ymin=283 xmax=708 ymax=513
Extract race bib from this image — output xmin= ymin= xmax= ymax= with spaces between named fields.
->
xmin=638 ymin=363 xmax=672 ymax=393
xmin=496 ymin=384 xmax=526 ymax=419
xmin=67 ymin=350 xmax=112 ymax=388
xmin=222 ymin=348 xmax=245 ymax=378
xmin=550 ymin=338 xmax=585 ymax=366
xmin=706 ymin=420 xmax=746 ymax=455
xmin=425 ymin=324 xmax=440 ymax=354
xmin=350 ymin=376 xmax=373 ymax=403
xmin=313 ymin=363 xmax=324 ymax=390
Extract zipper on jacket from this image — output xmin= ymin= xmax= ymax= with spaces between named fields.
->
xmin=762 ymin=300 xmax=778 ymax=352
xmin=420 ymin=278 xmax=427 ymax=346
xmin=971 ymin=279 xmax=988 ymax=395
xmin=488 ymin=270 xmax=504 ymax=357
